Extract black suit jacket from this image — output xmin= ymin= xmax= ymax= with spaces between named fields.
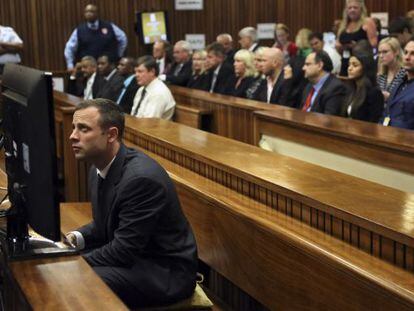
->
xmin=344 ymin=86 xmax=384 ymax=122
xmin=226 ymin=76 xmax=256 ymax=98
xmin=254 ymin=71 xmax=285 ymax=104
xmin=92 ymin=73 xmax=105 ymax=99
xmin=300 ymin=74 xmax=348 ymax=115
xmin=78 ymin=145 xmax=197 ymax=306
xmin=166 ymin=60 xmax=193 ymax=86
xmin=187 ymin=73 xmax=210 ymax=91
xmin=96 ymin=72 xmax=125 ymax=102
xmin=207 ymin=62 xmax=235 ymax=95
xmin=118 ymin=76 xmax=139 ymax=114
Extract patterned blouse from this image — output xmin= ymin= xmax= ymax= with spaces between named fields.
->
xmin=377 ymin=68 xmax=406 ymax=95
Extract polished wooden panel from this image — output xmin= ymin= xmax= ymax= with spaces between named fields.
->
xmin=0 ymin=0 xmax=412 ymax=70
xmin=173 ymin=104 xmax=212 ymax=130
xmin=253 ymin=108 xmax=414 ymax=175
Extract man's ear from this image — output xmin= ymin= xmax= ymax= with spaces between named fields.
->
xmin=107 ymin=126 xmax=119 ymax=143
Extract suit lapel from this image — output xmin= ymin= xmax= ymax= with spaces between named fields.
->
xmin=312 ymin=74 xmax=332 ymax=110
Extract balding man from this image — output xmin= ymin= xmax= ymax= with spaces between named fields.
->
xmin=238 ymin=27 xmax=260 ymax=52
xmin=152 ymin=40 xmax=172 ymax=75
xmin=254 ymin=47 xmax=286 ymax=104
xmin=159 ymin=40 xmax=192 ymax=86
xmin=217 ymin=33 xmax=236 ymax=66
xmin=64 ymin=4 xmax=127 ymax=71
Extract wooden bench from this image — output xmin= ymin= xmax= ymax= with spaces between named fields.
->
xmin=173 ymin=104 xmax=212 ymax=130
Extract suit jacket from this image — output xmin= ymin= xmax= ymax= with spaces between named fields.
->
xmin=187 ymin=72 xmax=210 ymax=91
xmin=166 ymin=60 xmax=193 ymax=86
xmin=385 ymin=79 xmax=414 ymax=129
xmin=96 ymin=72 xmax=125 ymax=102
xmin=300 ymin=74 xmax=348 ymax=116
xmin=226 ymin=76 xmax=256 ymax=98
xmin=118 ymin=77 xmax=139 ymax=114
xmin=78 ymin=145 xmax=197 ymax=305
xmin=92 ymin=73 xmax=105 ymax=99
xmin=207 ymin=62 xmax=235 ymax=95
xmin=344 ymin=86 xmax=384 ymax=123
xmin=254 ymin=71 xmax=285 ymax=104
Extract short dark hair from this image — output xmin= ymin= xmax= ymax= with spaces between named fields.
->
xmin=314 ymin=50 xmax=333 ymax=72
xmin=389 ymin=17 xmax=412 ymax=34
xmin=137 ymin=55 xmax=159 ymax=76
xmin=308 ymin=32 xmax=323 ymax=42
xmin=206 ymin=42 xmax=225 ymax=57
xmin=75 ymin=98 xmax=125 ymax=140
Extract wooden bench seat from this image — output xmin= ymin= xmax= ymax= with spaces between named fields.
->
xmin=173 ymin=104 xmax=212 ymax=130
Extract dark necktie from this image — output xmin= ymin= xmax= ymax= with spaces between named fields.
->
xmin=173 ymin=64 xmax=183 ymax=76
xmin=96 ymin=174 xmax=106 ymax=234
xmin=302 ymin=87 xmax=315 ymax=111
xmin=132 ymin=88 xmax=146 ymax=116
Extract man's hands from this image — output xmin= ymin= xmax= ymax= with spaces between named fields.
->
xmin=64 ymin=233 xmax=78 ymax=248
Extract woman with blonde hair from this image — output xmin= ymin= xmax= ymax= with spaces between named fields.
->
xmin=376 ymin=37 xmax=405 ymax=101
xmin=295 ymin=28 xmax=313 ymax=58
xmin=226 ymin=49 xmax=257 ymax=98
xmin=336 ymin=0 xmax=377 ymax=76
xmin=273 ymin=23 xmax=298 ymax=62
xmin=187 ymin=49 xmax=209 ymax=90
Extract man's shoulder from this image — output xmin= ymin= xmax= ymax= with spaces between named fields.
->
xmin=121 ymin=148 xmax=167 ymax=181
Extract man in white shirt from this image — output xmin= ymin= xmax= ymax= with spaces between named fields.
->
xmin=309 ymin=32 xmax=342 ymax=75
xmin=238 ymin=27 xmax=260 ymax=52
xmin=0 ymin=25 xmax=23 ymax=73
xmin=131 ymin=55 xmax=176 ymax=120
xmin=81 ymin=56 xmax=97 ymax=100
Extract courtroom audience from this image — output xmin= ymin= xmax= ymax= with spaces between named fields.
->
xmin=64 ymin=4 xmax=127 ymax=72
xmin=217 ymin=33 xmax=236 ymax=66
xmin=80 ymin=55 xmax=97 ymax=100
xmin=187 ymin=50 xmax=209 ymax=91
xmin=116 ymin=57 xmax=139 ymax=113
xmin=245 ymin=47 xmax=266 ymax=99
xmin=336 ymin=0 xmax=377 ymax=76
xmin=238 ymin=27 xmax=260 ymax=52
xmin=131 ymin=55 xmax=176 ymax=120
xmin=205 ymin=42 xmax=235 ymax=94
xmin=254 ymin=47 xmax=286 ymax=104
xmin=309 ymin=32 xmax=342 ymax=74
xmin=342 ymin=52 xmax=384 ymax=122
xmin=376 ymin=37 xmax=405 ymax=102
xmin=226 ymin=49 xmax=256 ymax=98
xmin=160 ymin=40 xmax=193 ymax=86
xmin=388 ymin=17 xmax=413 ymax=48
xmin=295 ymin=28 xmax=313 ymax=58
xmin=95 ymin=55 xmax=125 ymax=101
xmin=273 ymin=23 xmax=298 ymax=62
xmin=152 ymin=40 xmax=173 ymax=75
xmin=380 ymin=38 xmax=414 ymax=129
xmin=297 ymin=51 xmax=348 ymax=115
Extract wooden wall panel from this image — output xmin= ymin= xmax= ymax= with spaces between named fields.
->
xmin=0 ymin=0 xmax=412 ymax=70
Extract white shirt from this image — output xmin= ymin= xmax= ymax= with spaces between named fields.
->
xmin=249 ymin=43 xmax=259 ymax=52
xmin=157 ymin=58 xmax=165 ymax=75
xmin=83 ymin=72 xmax=96 ymax=100
xmin=323 ymin=45 xmax=341 ymax=75
xmin=0 ymin=26 xmax=22 ymax=64
xmin=131 ymin=78 xmax=176 ymax=120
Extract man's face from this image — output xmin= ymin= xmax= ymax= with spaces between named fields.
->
xmin=173 ymin=45 xmax=188 ymax=63
xmin=81 ymin=60 xmax=96 ymax=77
xmin=135 ymin=64 xmax=155 ymax=86
xmin=97 ymin=56 xmax=112 ymax=76
xmin=153 ymin=42 xmax=165 ymax=59
xmin=310 ymin=37 xmax=324 ymax=52
xmin=303 ymin=53 xmax=322 ymax=80
xmin=117 ymin=58 xmax=133 ymax=76
xmin=239 ymin=36 xmax=252 ymax=49
xmin=84 ymin=5 xmax=98 ymax=23
xmin=206 ymin=51 xmax=223 ymax=69
xmin=70 ymin=107 xmax=108 ymax=162
xmin=217 ymin=37 xmax=232 ymax=53
xmin=403 ymin=41 xmax=414 ymax=73
xmin=260 ymin=51 xmax=278 ymax=76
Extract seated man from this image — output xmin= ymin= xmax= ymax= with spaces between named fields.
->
xmin=295 ymin=51 xmax=348 ymax=115
xmin=205 ymin=42 xmax=235 ymax=94
xmin=116 ymin=57 xmax=138 ymax=114
xmin=67 ymin=98 xmax=198 ymax=308
xmin=159 ymin=40 xmax=193 ymax=86
xmin=95 ymin=55 xmax=125 ymax=101
xmin=131 ymin=55 xmax=176 ymax=120
xmin=80 ymin=55 xmax=97 ymax=99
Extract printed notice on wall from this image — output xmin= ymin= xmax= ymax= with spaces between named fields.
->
xmin=175 ymin=0 xmax=203 ymax=10
xmin=257 ymin=23 xmax=276 ymax=40
xmin=185 ymin=34 xmax=205 ymax=50
xmin=371 ymin=12 xmax=389 ymax=28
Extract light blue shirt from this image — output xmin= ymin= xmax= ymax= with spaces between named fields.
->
xmin=306 ymin=73 xmax=330 ymax=112
xmin=64 ymin=20 xmax=127 ymax=69
xmin=116 ymin=75 xmax=135 ymax=104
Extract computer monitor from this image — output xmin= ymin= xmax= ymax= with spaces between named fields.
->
xmin=1 ymin=64 xmax=76 ymax=259
xmin=136 ymin=11 xmax=169 ymax=44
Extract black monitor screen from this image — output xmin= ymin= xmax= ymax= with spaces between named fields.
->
xmin=136 ymin=11 xmax=169 ymax=44
xmin=1 ymin=64 xmax=60 ymax=242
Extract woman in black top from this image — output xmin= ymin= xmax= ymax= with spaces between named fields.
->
xmin=343 ymin=52 xmax=384 ymax=122
xmin=187 ymin=50 xmax=209 ymax=91
xmin=226 ymin=49 xmax=256 ymax=98
xmin=336 ymin=0 xmax=377 ymax=76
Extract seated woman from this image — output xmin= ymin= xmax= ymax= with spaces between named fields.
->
xmin=245 ymin=47 xmax=265 ymax=99
xmin=342 ymin=52 xmax=384 ymax=122
xmin=226 ymin=49 xmax=256 ymax=98
xmin=376 ymin=37 xmax=406 ymax=101
xmin=187 ymin=49 xmax=209 ymax=91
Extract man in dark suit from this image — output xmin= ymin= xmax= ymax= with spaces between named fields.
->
xmin=66 ymin=99 xmax=198 ymax=308
xmin=116 ymin=57 xmax=138 ymax=113
xmin=159 ymin=40 xmax=192 ymax=86
xmin=238 ymin=26 xmax=261 ymax=52
xmin=153 ymin=39 xmax=173 ymax=75
xmin=95 ymin=55 xmax=125 ymax=101
xmin=217 ymin=33 xmax=236 ymax=66
xmin=299 ymin=51 xmax=348 ymax=115
xmin=205 ymin=42 xmax=235 ymax=94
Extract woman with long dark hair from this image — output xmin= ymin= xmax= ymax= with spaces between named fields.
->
xmin=342 ymin=52 xmax=384 ymax=122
